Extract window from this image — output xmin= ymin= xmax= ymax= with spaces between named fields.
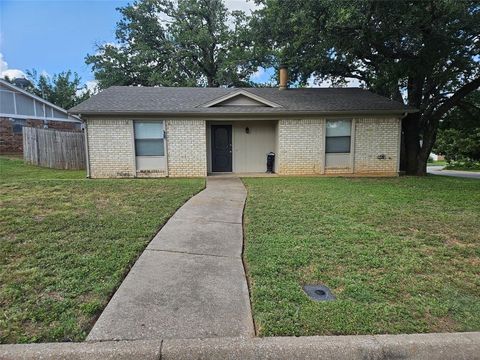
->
xmin=0 ymin=90 xmax=15 ymax=114
xmin=134 ymin=121 xmax=165 ymax=156
xmin=12 ymin=119 xmax=26 ymax=134
xmin=326 ymin=119 xmax=351 ymax=153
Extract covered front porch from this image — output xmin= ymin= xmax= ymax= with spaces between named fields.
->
xmin=206 ymin=120 xmax=278 ymax=174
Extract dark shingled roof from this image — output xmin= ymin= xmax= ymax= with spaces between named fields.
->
xmin=69 ymin=86 xmax=410 ymax=115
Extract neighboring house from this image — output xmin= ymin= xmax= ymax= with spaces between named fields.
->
xmin=69 ymin=69 xmax=414 ymax=178
xmin=429 ymin=153 xmax=445 ymax=162
xmin=0 ymin=79 xmax=82 ymax=154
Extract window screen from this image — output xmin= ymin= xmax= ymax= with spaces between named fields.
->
xmin=12 ymin=119 xmax=27 ymax=133
xmin=0 ymin=90 xmax=15 ymax=114
xmin=326 ymin=119 xmax=351 ymax=153
xmin=53 ymin=109 xmax=67 ymax=119
xmin=15 ymin=93 xmax=35 ymax=116
xmin=134 ymin=121 xmax=165 ymax=156
xmin=35 ymin=101 xmax=44 ymax=117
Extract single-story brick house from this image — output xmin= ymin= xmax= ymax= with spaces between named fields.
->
xmin=70 ymin=71 xmax=413 ymax=178
xmin=0 ymin=79 xmax=82 ymax=154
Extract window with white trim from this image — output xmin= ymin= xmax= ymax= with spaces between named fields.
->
xmin=326 ymin=119 xmax=351 ymax=153
xmin=134 ymin=121 xmax=165 ymax=156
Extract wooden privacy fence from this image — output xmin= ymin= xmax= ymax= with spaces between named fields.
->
xmin=23 ymin=127 xmax=86 ymax=170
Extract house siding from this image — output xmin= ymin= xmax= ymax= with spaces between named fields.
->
xmin=166 ymin=119 xmax=207 ymax=177
xmin=86 ymin=119 xmax=135 ymax=178
xmin=277 ymin=119 xmax=325 ymax=175
xmin=84 ymin=115 xmax=401 ymax=179
xmin=353 ymin=117 xmax=401 ymax=175
xmin=276 ymin=117 xmax=400 ymax=176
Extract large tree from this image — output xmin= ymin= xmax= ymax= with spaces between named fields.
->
xmin=252 ymin=0 xmax=480 ymax=175
xmin=21 ymin=70 xmax=92 ymax=109
xmin=433 ymin=90 xmax=480 ymax=163
xmin=86 ymin=0 xmax=259 ymax=88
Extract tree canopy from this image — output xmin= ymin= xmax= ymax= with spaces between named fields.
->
xmin=5 ymin=70 xmax=91 ymax=110
xmin=86 ymin=0 xmax=259 ymax=88
xmin=433 ymin=90 xmax=480 ymax=164
xmin=252 ymin=0 xmax=480 ymax=174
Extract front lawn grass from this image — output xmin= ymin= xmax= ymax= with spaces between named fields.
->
xmin=1 ymin=155 xmax=86 ymax=180
xmin=0 ymin=156 xmax=204 ymax=343
xmin=243 ymin=176 xmax=480 ymax=336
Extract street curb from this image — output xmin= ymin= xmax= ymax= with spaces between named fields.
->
xmin=162 ymin=333 xmax=480 ymax=360
xmin=0 ymin=340 xmax=161 ymax=360
xmin=1 ymin=332 xmax=479 ymax=360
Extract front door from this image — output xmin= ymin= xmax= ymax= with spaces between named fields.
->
xmin=211 ymin=125 xmax=232 ymax=172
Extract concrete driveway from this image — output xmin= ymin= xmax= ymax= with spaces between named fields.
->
xmin=427 ymin=166 xmax=480 ymax=179
xmin=87 ymin=177 xmax=254 ymax=341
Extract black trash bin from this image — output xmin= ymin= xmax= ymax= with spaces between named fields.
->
xmin=266 ymin=152 xmax=275 ymax=173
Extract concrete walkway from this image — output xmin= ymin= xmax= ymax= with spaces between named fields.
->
xmin=87 ymin=177 xmax=254 ymax=341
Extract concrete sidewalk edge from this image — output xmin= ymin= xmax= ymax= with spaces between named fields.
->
xmin=1 ymin=332 xmax=479 ymax=360
xmin=0 ymin=339 xmax=162 ymax=360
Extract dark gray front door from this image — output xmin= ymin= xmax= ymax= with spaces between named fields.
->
xmin=211 ymin=125 xmax=232 ymax=172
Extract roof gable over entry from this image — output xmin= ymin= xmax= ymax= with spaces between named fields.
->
xmin=200 ymin=90 xmax=282 ymax=108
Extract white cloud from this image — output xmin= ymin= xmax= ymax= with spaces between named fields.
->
xmin=76 ymin=80 xmax=99 ymax=97
xmin=2 ymin=69 xmax=26 ymax=79
xmin=86 ymin=80 xmax=99 ymax=93
xmin=224 ymin=0 xmax=259 ymax=13
xmin=0 ymin=53 xmax=26 ymax=79
xmin=0 ymin=53 xmax=7 ymax=74
xmin=307 ymin=75 xmax=363 ymax=88
xmin=40 ymin=70 xmax=50 ymax=78
xmin=250 ymin=67 xmax=265 ymax=80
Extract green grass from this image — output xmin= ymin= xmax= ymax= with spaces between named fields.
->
xmin=242 ymin=176 xmax=480 ymax=336
xmin=0 ymin=156 xmax=204 ymax=343
xmin=0 ymin=156 xmax=86 ymax=180
xmin=428 ymin=160 xmax=447 ymax=166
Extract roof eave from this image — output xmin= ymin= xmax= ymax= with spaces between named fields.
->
xmin=70 ymin=108 xmax=417 ymax=118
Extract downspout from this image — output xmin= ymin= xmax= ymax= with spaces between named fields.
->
xmin=83 ymin=116 xmax=91 ymax=178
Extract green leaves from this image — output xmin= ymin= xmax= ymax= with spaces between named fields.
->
xmin=434 ymin=128 xmax=480 ymax=163
xmin=86 ymin=0 xmax=259 ymax=88
xmin=434 ymin=91 xmax=480 ymax=164
xmin=25 ymin=69 xmax=91 ymax=110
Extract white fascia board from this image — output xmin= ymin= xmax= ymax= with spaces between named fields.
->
xmin=0 ymin=113 xmax=82 ymax=123
xmin=200 ymin=89 xmax=283 ymax=108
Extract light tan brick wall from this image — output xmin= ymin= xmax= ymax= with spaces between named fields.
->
xmin=353 ymin=117 xmax=401 ymax=175
xmin=277 ymin=119 xmax=325 ymax=175
xmin=166 ymin=119 xmax=207 ymax=177
xmin=85 ymin=116 xmax=399 ymax=178
xmin=86 ymin=119 xmax=135 ymax=178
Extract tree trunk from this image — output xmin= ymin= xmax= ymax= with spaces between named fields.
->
xmin=416 ymin=151 xmax=429 ymax=176
xmin=402 ymin=113 xmax=425 ymax=175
